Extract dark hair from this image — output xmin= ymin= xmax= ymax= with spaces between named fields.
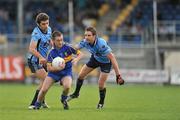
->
xmin=36 ymin=13 xmax=49 ymax=24
xmin=85 ymin=26 xmax=97 ymax=36
xmin=52 ymin=31 xmax=62 ymax=40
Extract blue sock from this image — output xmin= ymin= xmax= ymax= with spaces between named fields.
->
xmin=61 ymin=94 xmax=68 ymax=101
xmin=35 ymin=101 xmax=41 ymax=108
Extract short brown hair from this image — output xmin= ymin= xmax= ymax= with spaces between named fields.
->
xmin=52 ymin=31 xmax=62 ymax=40
xmin=36 ymin=12 xmax=49 ymax=24
xmin=85 ymin=26 xmax=97 ymax=36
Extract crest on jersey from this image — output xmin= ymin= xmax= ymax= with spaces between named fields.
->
xmin=64 ymin=52 xmax=68 ymax=56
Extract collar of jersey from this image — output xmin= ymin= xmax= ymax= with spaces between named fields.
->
xmin=37 ymin=26 xmax=48 ymax=34
xmin=88 ymin=37 xmax=98 ymax=47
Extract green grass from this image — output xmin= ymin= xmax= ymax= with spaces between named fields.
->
xmin=0 ymin=84 xmax=180 ymax=120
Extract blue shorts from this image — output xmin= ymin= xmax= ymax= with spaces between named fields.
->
xmin=47 ymin=71 xmax=72 ymax=82
xmin=27 ymin=59 xmax=44 ymax=73
xmin=86 ymin=55 xmax=112 ymax=73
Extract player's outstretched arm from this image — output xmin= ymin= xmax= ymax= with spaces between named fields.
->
xmin=72 ymin=50 xmax=84 ymax=66
xmin=107 ymin=52 xmax=124 ymax=85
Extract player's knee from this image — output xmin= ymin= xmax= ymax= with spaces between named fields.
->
xmin=64 ymin=86 xmax=70 ymax=93
xmin=78 ymin=76 xmax=85 ymax=80
xmin=99 ymin=86 xmax=105 ymax=90
xmin=63 ymin=83 xmax=71 ymax=90
xmin=78 ymin=72 xmax=87 ymax=80
xmin=66 ymin=85 xmax=71 ymax=90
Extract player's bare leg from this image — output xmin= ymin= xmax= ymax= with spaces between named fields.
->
xmin=34 ymin=76 xmax=54 ymax=109
xmin=60 ymin=76 xmax=72 ymax=110
xmin=28 ymin=68 xmax=48 ymax=109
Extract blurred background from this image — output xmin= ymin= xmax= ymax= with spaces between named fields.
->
xmin=0 ymin=0 xmax=180 ymax=85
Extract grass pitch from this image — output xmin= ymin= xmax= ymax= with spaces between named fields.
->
xmin=0 ymin=83 xmax=180 ymax=120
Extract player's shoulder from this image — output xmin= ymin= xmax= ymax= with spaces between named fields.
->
xmin=97 ymin=37 xmax=107 ymax=43
xmin=96 ymin=37 xmax=111 ymax=51
xmin=48 ymin=48 xmax=57 ymax=55
xmin=64 ymin=42 xmax=71 ymax=46
xmin=62 ymin=42 xmax=70 ymax=48
xmin=32 ymin=27 xmax=51 ymax=35
xmin=48 ymin=26 xmax=52 ymax=30
xmin=79 ymin=39 xmax=88 ymax=45
xmin=47 ymin=26 xmax=52 ymax=33
xmin=64 ymin=43 xmax=75 ymax=49
xmin=32 ymin=27 xmax=40 ymax=36
xmin=97 ymin=37 xmax=108 ymax=47
xmin=49 ymin=48 xmax=55 ymax=53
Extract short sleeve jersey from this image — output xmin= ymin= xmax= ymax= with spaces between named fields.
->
xmin=78 ymin=37 xmax=112 ymax=63
xmin=27 ymin=26 xmax=52 ymax=62
xmin=47 ymin=43 xmax=79 ymax=74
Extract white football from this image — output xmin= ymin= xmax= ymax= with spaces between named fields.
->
xmin=52 ymin=57 xmax=65 ymax=68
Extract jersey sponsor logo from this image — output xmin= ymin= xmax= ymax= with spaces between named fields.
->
xmin=43 ymin=41 xmax=50 ymax=47
xmin=102 ymin=45 xmax=105 ymax=48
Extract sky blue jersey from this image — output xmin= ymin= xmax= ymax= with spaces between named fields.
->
xmin=27 ymin=26 xmax=52 ymax=62
xmin=78 ymin=37 xmax=112 ymax=63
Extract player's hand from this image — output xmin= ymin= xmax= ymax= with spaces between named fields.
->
xmin=50 ymin=61 xmax=65 ymax=72
xmin=39 ymin=56 xmax=47 ymax=65
xmin=59 ymin=60 xmax=65 ymax=69
xmin=116 ymin=74 xmax=124 ymax=85
xmin=71 ymin=58 xmax=78 ymax=66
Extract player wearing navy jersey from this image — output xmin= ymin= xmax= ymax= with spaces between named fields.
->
xmin=27 ymin=13 xmax=53 ymax=109
xmin=67 ymin=26 xmax=124 ymax=109
xmin=34 ymin=31 xmax=83 ymax=110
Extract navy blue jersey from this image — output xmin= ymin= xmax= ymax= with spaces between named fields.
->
xmin=78 ymin=37 xmax=112 ymax=63
xmin=27 ymin=26 xmax=52 ymax=62
xmin=47 ymin=43 xmax=80 ymax=76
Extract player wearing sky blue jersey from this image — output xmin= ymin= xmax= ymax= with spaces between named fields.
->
xmin=67 ymin=26 xmax=124 ymax=109
xmin=27 ymin=26 xmax=52 ymax=63
xmin=34 ymin=31 xmax=83 ymax=110
xmin=27 ymin=13 xmax=53 ymax=109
